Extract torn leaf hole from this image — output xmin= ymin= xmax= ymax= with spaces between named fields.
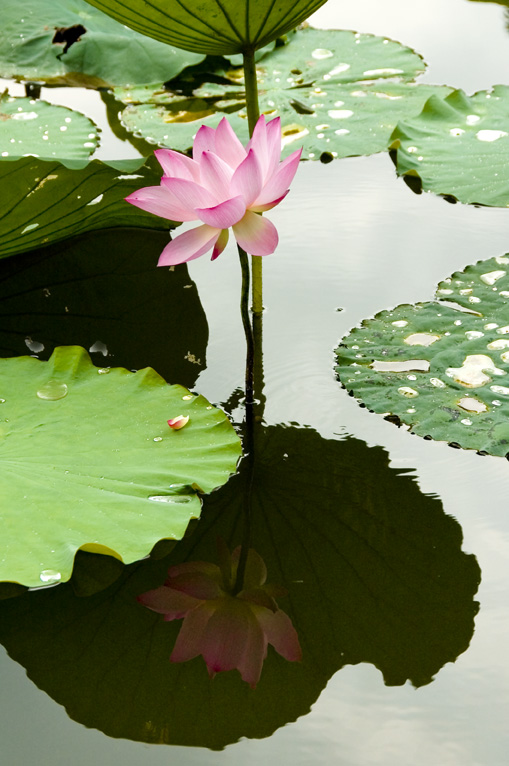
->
xmin=289 ymin=99 xmax=315 ymax=115
xmin=52 ymin=25 xmax=87 ymax=55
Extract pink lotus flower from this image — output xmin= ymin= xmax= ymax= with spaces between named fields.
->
xmin=125 ymin=116 xmax=301 ymax=266
xmin=137 ymin=545 xmax=301 ymax=688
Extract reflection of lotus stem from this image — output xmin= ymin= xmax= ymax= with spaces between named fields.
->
xmin=243 ymin=47 xmax=263 ymax=315
xmin=235 ymin=245 xmax=255 ymax=593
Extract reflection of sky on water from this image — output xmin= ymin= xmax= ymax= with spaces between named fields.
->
xmin=312 ymin=0 xmax=509 ymax=93
xmin=2 ymin=0 xmax=509 ymax=763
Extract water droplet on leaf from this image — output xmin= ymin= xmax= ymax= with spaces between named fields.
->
xmin=37 ymin=381 xmax=68 ymax=400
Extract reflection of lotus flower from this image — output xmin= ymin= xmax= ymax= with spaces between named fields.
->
xmin=125 ymin=116 xmax=301 ymax=266
xmin=138 ymin=545 xmax=301 ymax=688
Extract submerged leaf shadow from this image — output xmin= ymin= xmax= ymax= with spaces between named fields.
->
xmin=0 ymin=226 xmax=208 ymax=388
xmin=0 ymin=424 xmax=480 ymax=749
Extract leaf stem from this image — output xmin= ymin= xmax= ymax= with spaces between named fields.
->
xmin=242 ymin=47 xmax=263 ymax=315
xmin=242 ymin=47 xmax=260 ymax=135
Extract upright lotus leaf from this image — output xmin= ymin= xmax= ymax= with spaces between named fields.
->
xmin=0 ymin=93 xmax=99 ymax=163
xmin=0 ymin=228 xmax=208 ymax=389
xmin=0 ymin=0 xmax=204 ymax=87
xmin=0 ymin=346 xmax=241 ymax=588
xmin=83 ymin=0 xmax=329 ymax=55
xmin=116 ymin=28 xmax=451 ymax=160
xmin=0 ymin=426 xmax=479 ymax=746
xmin=390 ymin=86 xmax=509 ymax=206
xmin=336 ymin=254 xmax=509 ymax=456
xmin=0 ymin=156 xmax=174 ymax=258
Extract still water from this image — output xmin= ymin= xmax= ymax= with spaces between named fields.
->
xmin=2 ymin=1 xmax=509 ymax=764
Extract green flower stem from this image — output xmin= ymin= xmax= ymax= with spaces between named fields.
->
xmin=251 ymin=256 xmax=263 ymax=315
xmin=242 ymin=47 xmax=263 ymax=316
xmin=238 ymin=246 xmax=254 ymax=406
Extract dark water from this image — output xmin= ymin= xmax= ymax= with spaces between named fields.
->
xmin=2 ymin=1 xmax=509 ymax=764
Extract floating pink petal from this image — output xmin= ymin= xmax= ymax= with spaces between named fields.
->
xmin=167 ymin=415 xmax=190 ymax=430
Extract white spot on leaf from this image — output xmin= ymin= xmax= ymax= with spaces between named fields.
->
xmin=446 ymin=354 xmax=504 ymax=387
xmin=476 ymin=129 xmax=508 ymax=142
xmin=404 ymin=333 xmax=440 ymax=346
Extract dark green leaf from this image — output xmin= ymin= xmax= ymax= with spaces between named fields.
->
xmin=0 ymin=156 xmax=172 ymax=258
xmin=83 ymin=0 xmax=329 ymax=55
xmin=0 ymin=0 xmax=204 ymax=87
xmin=391 ymin=86 xmax=509 ymax=205
xmin=116 ymin=28 xmax=452 ymax=161
xmin=336 ymin=254 xmax=509 ymax=456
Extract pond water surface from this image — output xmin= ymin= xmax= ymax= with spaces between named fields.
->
xmin=2 ymin=1 xmax=509 ymax=764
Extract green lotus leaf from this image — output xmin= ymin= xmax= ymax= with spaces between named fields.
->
xmin=390 ymin=86 xmax=509 ymax=206
xmin=83 ymin=0 xmax=329 ymax=55
xmin=0 ymin=156 xmax=174 ymax=258
xmin=115 ymin=28 xmax=451 ymax=160
xmin=0 ymin=227 xmax=209 ymax=390
xmin=0 ymin=0 xmax=204 ymax=87
xmin=468 ymin=0 xmax=509 ymax=5
xmin=0 ymin=93 xmax=99 ymax=164
xmin=0 ymin=425 xmax=479 ymax=746
xmin=335 ymin=254 xmax=509 ymax=456
xmin=0 ymin=346 xmax=241 ymax=589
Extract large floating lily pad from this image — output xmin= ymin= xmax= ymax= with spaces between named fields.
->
xmin=390 ymin=86 xmax=509 ymax=206
xmin=0 ymin=0 xmax=203 ymax=87
xmin=0 ymin=425 xmax=479 ymax=746
xmin=84 ymin=0 xmax=328 ymax=55
xmin=116 ymin=28 xmax=451 ymax=160
xmin=0 ymin=346 xmax=241 ymax=588
xmin=0 ymin=93 xmax=99 ymax=163
xmin=0 ymin=156 xmax=174 ymax=258
xmin=336 ymin=254 xmax=509 ymax=456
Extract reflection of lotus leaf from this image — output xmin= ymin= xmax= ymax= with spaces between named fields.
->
xmin=0 ymin=0 xmax=203 ymax=86
xmin=0 ymin=425 xmax=480 ymax=748
xmin=0 ymin=227 xmax=208 ymax=389
xmin=84 ymin=0 xmax=329 ymax=55
xmin=336 ymin=254 xmax=509 ymax=456
xmin=0 ymin=346 xmax=241 ymax=588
